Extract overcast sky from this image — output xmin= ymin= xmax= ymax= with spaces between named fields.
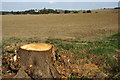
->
xmin=1 ymin=0 xmax=120 ymax=2
xmin=1 ymin=2 xmax=119 ymax=11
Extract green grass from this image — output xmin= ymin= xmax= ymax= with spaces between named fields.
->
xmin=25 ymin=40 xmax=40 ymax=43
xmin=2 ymin=32 xmax=120 ymax=77
xmin=2 ymin=37 xmax=23 ymax=47
xmin=89 ymin=47 xmax=116 ymax=55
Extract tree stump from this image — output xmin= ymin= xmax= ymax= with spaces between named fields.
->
xmin=17 ymin=43 xmax=60 ymax=78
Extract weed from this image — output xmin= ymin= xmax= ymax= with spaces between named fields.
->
xmin=71 ymin=75 xmax=79 ymax=78
xmin=45 ymin=40 xmax=50 ymax=43
xmin=26 ymin=39 xmax=40 ymax=43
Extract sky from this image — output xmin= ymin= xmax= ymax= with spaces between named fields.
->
xmin=2 ymin=2 xmax=119 ymax=11
xmin=1 ymin=2 xmax=119 ymax=11
xmin=1 ymin=0 xmax=120 ymax=2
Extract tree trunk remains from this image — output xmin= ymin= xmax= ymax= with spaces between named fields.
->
xmin=17 ymin=43 xmax=60 ymax=78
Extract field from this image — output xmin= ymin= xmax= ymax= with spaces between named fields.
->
xmin=2 ymin=13 xmax=118 ymax=41
xmin=2 ymin=12 xmax=120 ymax=79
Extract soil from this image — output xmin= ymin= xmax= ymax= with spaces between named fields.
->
xmin=2 ymin=13 xmax=118 ymax=41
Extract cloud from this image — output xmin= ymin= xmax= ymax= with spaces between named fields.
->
xmin=49 ymin=1 xmax=56 ymax=4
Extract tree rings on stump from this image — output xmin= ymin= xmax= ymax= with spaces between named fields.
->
xmin=20 ymin=43 xmax=53 ymax=51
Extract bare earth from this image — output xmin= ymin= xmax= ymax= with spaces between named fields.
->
xmin=2 ymin=13 xmax=118 ymax=41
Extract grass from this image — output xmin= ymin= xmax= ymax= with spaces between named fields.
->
xmin=2 ymin=37 xmax=23 ymax=47
xmin=43 ymin=33 xmax=119 ymax=76
xmin=89 ymin=47 xmax=116 ymax=55
xmin=2 ymin=32 xmax=120 ymax=78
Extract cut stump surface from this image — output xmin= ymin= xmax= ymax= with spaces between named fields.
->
xmin=20 ymin=43 xmax=53 ymax=51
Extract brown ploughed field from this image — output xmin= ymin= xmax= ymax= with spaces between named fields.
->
xmin=2 ymin=13 xmax=118 ymax=41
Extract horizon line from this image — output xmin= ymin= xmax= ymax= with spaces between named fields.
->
xmin=1 ymin=7 xmax=116 ymax=12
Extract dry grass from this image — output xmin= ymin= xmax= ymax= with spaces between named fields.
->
xmin=2 ymin=13 xmax=118 ymax=41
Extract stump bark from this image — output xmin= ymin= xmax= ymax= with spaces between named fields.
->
xmin=17 ymin=43 xmax=60 ymax=78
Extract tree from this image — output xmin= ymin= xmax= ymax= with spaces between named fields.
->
xmin=83 ymin=11 xmax=86 ymax=13
xmin=114 ymin=7 xmax=120 ymax=9
xmin=64 ymin=10 xmax=70 ymax=14
xmin=73 ymin=11 xmax=79 ymax=13
xmin=11 ymin=11 xmax=14 ymax=14
xmin=86 ymin=10 xmax=91 ymax=13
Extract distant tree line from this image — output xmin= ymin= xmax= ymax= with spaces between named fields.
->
xmin=82 ymin=10 xmax=91 ymax=13
xmin=1 ymin=8 xmax=93 ymax=15
xmin=2 ymin=8 xmax=82 ymax=15
xmin=114 ymin=7 xmax=120 ymax=9
xmin=2 ymin=7 xmax=120 ymax=15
